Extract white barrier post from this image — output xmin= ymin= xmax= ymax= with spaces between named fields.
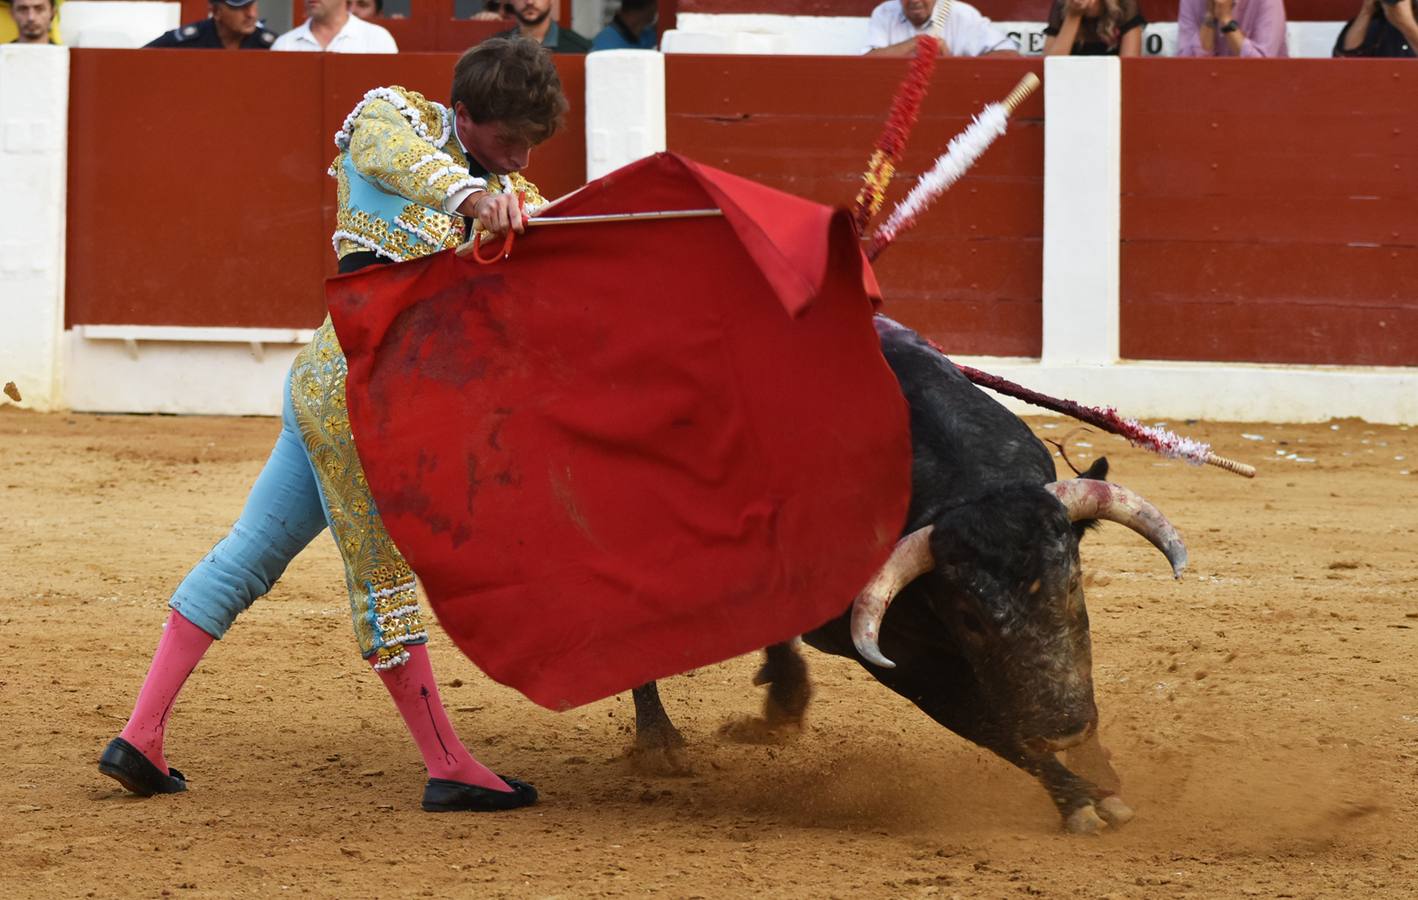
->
xmin=0 ymin=46 xmax=69 ymax=411
xmin=584 ymin=49 xmax=666 ymax=182
xmin=1041 ymin=56 xmax=1121 ymax=367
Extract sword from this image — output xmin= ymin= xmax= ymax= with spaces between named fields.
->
xmin=454 ymin=208 xmax=723 ymax=261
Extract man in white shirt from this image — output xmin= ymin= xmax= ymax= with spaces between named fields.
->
xmin=864 ymin=0 xmax=1019 ymax=56
xmin=273 ymin=0 xmax=398 ymax=52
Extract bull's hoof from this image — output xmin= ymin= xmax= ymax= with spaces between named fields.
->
xmin=1096 ymin=795 xmax=1134 ymax=826
xmin=627 ymin=722 xmax=694 ymax=776
xmin=716 ymin=715 xmax=800 ymax=746
xmin=626 ymin=743 xmax=695 ymax=777
xmin=1064 ymin=803 xmax=1108 ymax=835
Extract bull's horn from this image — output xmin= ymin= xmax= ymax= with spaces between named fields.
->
xmin=1043 ymin=479 xmax=1188 ymax=578
xmin=850 ymin=526 xmax=935 ymax=669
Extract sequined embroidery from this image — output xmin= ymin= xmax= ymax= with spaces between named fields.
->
xmin=306 ymin=85 xmax=546 ymax=666
xmin=290 ymin=318 xmax=428 ymax=667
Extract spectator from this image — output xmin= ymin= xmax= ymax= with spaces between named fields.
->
xmin=0 ymin=0 xmax=61 ymax=44
xmin=591 ymin=0 xmax=657 ymax=50
xmin=1334 ymin=0 xmax=1417 ymax=55
xmin=1178 ymin=0 xmax=1287 ymax=56
xmin=274 ymin=0 xmax=397 ymax=51
xmin=497 ymin=0 xmax=591 ymax=52
xmin=1043 ymin=0 xmax=1146 ymax=55
xmin=7 ymin=0 xmax=55 ymax=43
xmin=864 ymin=0 xmax=1020 ymax=57
xmin=145 ymin=0 xmax=277 ymax=49
xmin=470 ymin=0 xmax=510 ymax=21
xmin=350 ymin=0 xmax=381 ymax=21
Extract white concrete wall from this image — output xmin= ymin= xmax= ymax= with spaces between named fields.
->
xmin=65 ymin=328 xmax=309 ymax=416
xmin=584 ymin=50 xmax=666 ymax=181
xmin=59 ymin=1 xmax=179 ymax=48
xmin=0 ymin=45 xmax=69 ymax=413
xmin=1041 ymin=56 xmax=1119 ymax=367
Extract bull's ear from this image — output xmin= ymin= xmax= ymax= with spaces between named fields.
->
xmin=1073 ymin=457 xmax=1108 ymax=542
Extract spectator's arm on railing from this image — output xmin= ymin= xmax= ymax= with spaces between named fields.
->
xmin=1334 ymin=0 xmax=1379 ymax=54
xmin=1379 ymin=0 xmax=1418 ymax=48
xmin=1041 ymin=0 xmax=1082 ymax=55
xmin=1176 ymin=0 xmax=1210 ymax=56
xmin=1119 ymin=23 xmax=1143 ymax=54
xmin=1239 ymin=0 xmax=1287 ymax=55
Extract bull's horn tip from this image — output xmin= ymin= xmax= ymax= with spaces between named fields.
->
xmin=857 ymin=645 xmax=897 ymax=669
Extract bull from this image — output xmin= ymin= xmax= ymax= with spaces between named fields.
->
xmin=629 ymin=315 xmax=1187 ymax=833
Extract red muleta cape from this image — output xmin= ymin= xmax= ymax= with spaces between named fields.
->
xmin=326 ymin=152 xmax=911 ymax=710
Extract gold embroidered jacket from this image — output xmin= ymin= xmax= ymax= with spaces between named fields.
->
xmin=330 ymin=85 xmax=546 ymax=262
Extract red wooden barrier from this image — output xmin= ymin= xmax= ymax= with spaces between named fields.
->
xmin=666 ymin=55 xmax=1046 ymax=356
xmin=1120 ymin=59 xmax=1417 ymax=367
xmin=66 ymin=49 xmax=586 ymax=329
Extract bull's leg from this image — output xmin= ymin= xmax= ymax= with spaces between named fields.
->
xmin=1063 ymin=731 xmax=1122 ymax=794
xmin=1022 ymin=753 xmax=1134 ymax=834
xmin=719 ymin=641 xmax=812 ymax=744
xmin=631 ymin=682 xmax=684 ymax=750
xmin=756 ymin=641 xmax=812 ymax=728
xmin=628 ymin=682 xmax=692 ymax=775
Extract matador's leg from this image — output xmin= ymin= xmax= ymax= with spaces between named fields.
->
xmin=292 ymin=322 xmax=535 ymax=811
xmin=101 ymin=372 xmax=329 ymax=795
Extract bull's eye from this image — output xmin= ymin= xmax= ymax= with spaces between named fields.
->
xmin=958 ymin=608 xmax=987 ymax=637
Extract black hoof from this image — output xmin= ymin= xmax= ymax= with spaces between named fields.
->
xmin=98 ymin=737 xmax=187 ymax=797
xmin=421 ymin=775 xmax=538 ymax=812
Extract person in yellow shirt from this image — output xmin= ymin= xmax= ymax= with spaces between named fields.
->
xmin=1 ymin=0 xmax=61 ymax=44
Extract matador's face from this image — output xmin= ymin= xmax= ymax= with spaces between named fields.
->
xmin=455 ymin=103 xmax=534 ymax=176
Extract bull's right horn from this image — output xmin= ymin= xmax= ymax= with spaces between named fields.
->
xmin=1043 ymin=479 xmax=1188 ymax=578
xmin=850 ymin=526 xmax=935 ymax=669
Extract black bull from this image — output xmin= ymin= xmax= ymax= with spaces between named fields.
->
xmin=630 ymin=316 xmax=1188 ymax=834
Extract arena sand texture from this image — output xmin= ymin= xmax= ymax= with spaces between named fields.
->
xmin=1 ymin=407 xmax=1414 ymax=898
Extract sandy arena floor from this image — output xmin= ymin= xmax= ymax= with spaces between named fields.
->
xmin=1 ymin=407 xmax=1414 ymax=898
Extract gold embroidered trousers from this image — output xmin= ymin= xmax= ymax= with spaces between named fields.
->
xmin=290 ymin=316 xmax=427 ymax=670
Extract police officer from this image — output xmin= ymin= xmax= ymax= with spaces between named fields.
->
xmin=145 ymin=0 xmax=277 ymax=49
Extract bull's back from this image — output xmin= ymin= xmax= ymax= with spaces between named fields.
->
xmin=874 ymin=316 xmax=1055 ymax=522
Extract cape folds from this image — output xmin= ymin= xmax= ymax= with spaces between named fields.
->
xmin=326 ymin=152 xmax=912 ymax=710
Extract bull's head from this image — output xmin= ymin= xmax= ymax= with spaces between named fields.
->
xmin=848 ymin=466 xmax=1186 ymax=756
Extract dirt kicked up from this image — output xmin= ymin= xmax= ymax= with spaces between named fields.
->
xmin=1 ymin=408 xmax=1414 ymax=898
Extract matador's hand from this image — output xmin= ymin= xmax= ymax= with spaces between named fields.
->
xmin=459 ymin=191 xmax=526 ymax=238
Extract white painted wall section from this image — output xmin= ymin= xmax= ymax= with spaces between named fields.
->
xmin=584 ymin=49 xmax=665 ymax=181
xmin=65 ymin=332 xmax=309 ymax=416
xmin=953 ymin=358 xmax=1418 ymax=426
xmin=1041 ymin=55 xmax=1120 ymax=367
xmin=0 ymin=46 xmax=69 ymax=412
xmin=59 ymin=2 xmax=179 ymax=48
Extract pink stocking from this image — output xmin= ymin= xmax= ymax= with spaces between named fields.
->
xmin=118 ymin=611 xmax=214 ymax=774
xmin=374 ymin=644 xmax=511 ymax=792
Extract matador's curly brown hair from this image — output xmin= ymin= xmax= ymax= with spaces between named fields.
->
xmin=450 ymin=36 xmax=569 ymax=145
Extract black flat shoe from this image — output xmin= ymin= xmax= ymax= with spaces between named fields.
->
xmin=422 ymin=775 xmax=537 ymax=812
xmin=98 ymin=737 xmax=188 ymax=796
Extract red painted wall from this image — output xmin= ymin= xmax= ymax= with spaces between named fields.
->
xmin=1120 ymin=59 xmax=1417 ymax=367
xmin=65 ymin=49 xmax=585 ymax=329
xmin=66 ymin=52 xmax=1415 ymax=368
xmin=666 ymin=55 xmax=1046 ymax=356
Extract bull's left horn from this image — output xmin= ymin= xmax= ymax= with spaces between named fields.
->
xmin=1043 ymin=479 xmax=1188 ymax=578
xmin=850 ymin=526 xmax=935 ymax=669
